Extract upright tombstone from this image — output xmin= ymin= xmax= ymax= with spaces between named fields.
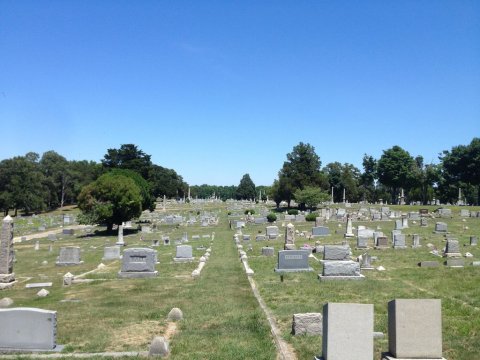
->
xmin=375 ymin=236 xmax=389 ymax=249
xmin=412 ymin=234 xmax=421 ymax=248
xmin=384 ymin=299 xmax=445 ymax=360
xmin=312 ymin=226 xmax=330 ymax=237
xmin=356 ymin=236 xmax=368 ymax=249
xmin=323 ymin=245 xmax=351 ymax=261
xmin=173 ymin=245 xmax=194 ymax=263
xmin=317 ymin=303 xmax=373 ymax=360
xmin=0 ymin=216 xmax=16 ymax=289
xmin=470 ymin=236 xmax=478 ymax=246
xmin=360 ymin=253 xmax=374 ymax=270
xmin=116 ymin=224 xmax=125 ymax=246
xmin=401 ymin=217 xmax=409 ymax=229
xmin=55 ymin=247 xmax=83 ymax=266
xmin=393 ymin=234 xmax=407 ymax=249
xmin=118 ymin=248 xmax=158 ymax=278
xmin=284 ymin=223 xmax=296 ymax=250
xmin=103 ymin=246 xmax=121 ymax=261
xmin=0 ymin=308 xmax=60 ymax=350
xmin=344 ymin=215 xmax=354 ymax=238
xmin=444 ymin=239 xmax=461 ymax=257
xmin=420 ymin=217 xmax=428 ymax=227
xmin=274 ymin=250 xmax=312 ymax=273
xmin=435 ymin=222 xmax=448 ymax=233
xmin=319 ymin=261 xmax=364 ymax=281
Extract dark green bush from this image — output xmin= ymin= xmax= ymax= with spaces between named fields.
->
xmin=267 ymin=213 xmax=277 ymax=222
xmin=305 ymin=213 xmax=318 ymax=221
xmin=244 ymin=209 xmax=255 ymax=215
xmin=287 ymin=209 xmax=299 ymax=215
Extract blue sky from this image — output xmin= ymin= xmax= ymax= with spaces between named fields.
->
xmin=1 ymin=1 xmax=479 ymax=186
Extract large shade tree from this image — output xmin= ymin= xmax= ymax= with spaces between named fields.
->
xmin=77 ymin=173 xmax=142 ymax=232
xmin=274 ymin=142 xmax=328 ymax=207
xmin=235 ymin=174 xmax=256 ymax=200
xmin=376 ymin=145 xmax=416 ymax=204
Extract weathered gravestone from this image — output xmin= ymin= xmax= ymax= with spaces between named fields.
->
xmin=360 ymin=253 xmax=374 ymax=270
xmin=173 ymin=245 xmax=194 ymax=263
xmin=323 ymin=245 xmax=350 ymax=261
xmin=412 ymin=234 xmax=421 ymax=248
xmin=444 ymin=239 xmax=461 ymax=257
xmin=312 ymin=226 xmax=330 ymax=237
xmin=102 ymin=246 xmax=121 ymax=261
xmin=295 ymin=214 xmax=306 ymax=222
xmin=375 ymin=236 xmax=389 ymax=249
xmin=47 ymin=233 xmax=57 ymax=241
xmin=292 ymin=313 xmax=322 ymax=335
xmin=316 ymin=303 xmax=373 ymax=360
xmin=62 ymin=229 xmax=74 ymax=235
xmin=357 ymin=236 xmax=368 ymax=249
xmin=319 ymin=261 xmax=364 ymax=281
xmin=266 ymin=226 xmax=279 ymax=239
xmin=384 ymin=299 xmax=445 ymax=360
xmin=274 ymin=250 xmax=312 ymax=273
xmin=344 ymin=215 xmax=354 ymax=238
xmin=118 ymin=248 xmax=158 ymax=278
xmin=0 ymin=308 xmax=61 ymax=350
xmin=56 ymin=247 xmax=83 ymax=266
xmin=116 ymin=224 xmax=125 ymax=246
xmin=255 ymin=234 xmax=266 ymax=241
xmin=393 ymin=234 xmax=406 ymax=249
xmin=470 ymin=236 xmax=478 ymax=246
xmin=420 ymin=217 xmax=428 ymax=227
xmin=261 ymin=247 xmax=274 ymax=256
xmin=284 ymin=223 xmax=296 ymax=250
xmin=0 ymin=216 xmax=15 ymax=289
xmin=435 ymin=222 xmax=448 ymax=233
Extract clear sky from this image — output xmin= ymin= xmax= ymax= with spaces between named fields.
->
xmin=1 ymin=1 xmax=479 ymax=186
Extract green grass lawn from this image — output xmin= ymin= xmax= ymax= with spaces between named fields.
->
xmin=2 ymin=203 xmax=480 ymax=360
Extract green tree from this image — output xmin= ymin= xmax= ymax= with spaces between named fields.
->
xmin=108 ymin=169 xmax=155 ymax=211
xmin=69 ymin=160 xmax=102 ymax=203
xmin=0 ymin=153 xmax=47 ymax=215
xmin=377 ymin=146 xmax=416 ymax=204
xmin=149 ymin=165 xmax=187 ymax=199
xmin=440 ymin=138 xmax=480 ymax=205
xmin=359 ymin=154 xmax=377 ymax=202
xmin=323 ymin=162 xmax=360 ymax=202
xmin=102 ymin=144 xmax=152 ymax=179
xmin=77 ymin=173 xmax=142 ymax=232
xmin=235 ymin=174 xmax=256 ymax=200
xmin=275 ymin=142 xmax=328 ymax=207
xmin=39 ymin=150 xmax=71 ymax=209
xmin=293 ymin=186 xmax=330 ymax=210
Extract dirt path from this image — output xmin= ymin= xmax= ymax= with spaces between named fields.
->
xmin=13 ymin=225 xmax=90 ymax=243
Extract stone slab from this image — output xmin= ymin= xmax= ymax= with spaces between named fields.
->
xmin=321 ymin=303 xmax=373 ymax=360
xmin=274 ymin=250 xmax=312 ymax=273
xmin=388 ymin=299 xmax=443 ymax=359
xmin=292 ymin=313 xmax=322 ymax=335
xmin=25 ymin=282 xmax=53 ymax=288
xmin=0 ymin=308 xmax=59 ymax=350
xmin=419 ymin=261 xmax=439 ymax=267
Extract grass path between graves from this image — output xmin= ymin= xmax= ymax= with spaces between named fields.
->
xmin=166 ymin=231 xmax=277 ymax=360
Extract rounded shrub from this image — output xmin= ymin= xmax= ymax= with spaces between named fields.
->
xmin=267 ymin=213 xmax=277 ymax=223
xmin=287 ymin=209 xmax=299 ymax=215
xmin=244 ymin=209 xmax=255 ymax=215
xmin=305 ymin=213 xmax=318 ymax=222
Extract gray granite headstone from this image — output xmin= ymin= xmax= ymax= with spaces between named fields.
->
xmin=0 ymin=308 xmax=59 ymax=350
xmin=266 ymin=226 xmax=279 ymax=239
xmin=274 ymin=250 xmax=312 ymax=272
xmin=321 ymin=303 xmax=373 ymax=360
xmin=312 ymin=226 xmax=330 ymax=237
xmin=56 ymin=247 xmax=82 ymax=266
xmin=387 ymin=299 xmax=443 ymax=359
xmin=435 ymin=222 xmax=448 ymax=233
xmin=470 ymin=236 xmax=478 ymax=246
xmin=261 ymin=247 xmax=274 ymax=256
xmin=320 ymin=261 xmax=363 ymax=280
xmin=357 ymin=236 xmax=368 ymax=249
xmin=118 ymin=248 xmax=158 ymax=278
xmin=323 ymin=245 xmax=350 ymax=261
xmin=393 ymin=234 xmax=406 ymax=249
xmin=102 ymin=246 xmax=121 ymax=261
xmin=444 ymin=239 xmax=461 ymax=257
xmin=173 ymin=245 xmax=194 ymax=262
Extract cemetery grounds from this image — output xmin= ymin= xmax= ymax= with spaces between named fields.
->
xmin=2 ymin=202 xmax=480 ymax=360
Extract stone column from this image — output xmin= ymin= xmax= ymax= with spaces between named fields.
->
xmin=343 ymin=188 xmax=346 ymax=203
xmin=0 ymin=216 xmax=16 ymax=288
xmin=116 ymin=224 xmax=125 ymax=246
xmin=345 ymin=215 xmax=354 ymax=238
xmin=284 ymin=223 xmax=295 ymax=250
xmin=163 ymin=195 xmax=166 ymax=211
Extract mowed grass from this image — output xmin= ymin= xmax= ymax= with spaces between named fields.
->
xmin=2 ymin=203 xmax=480 ymax=360
xmin=3 ymin=203 xmax=276 ymax=359
xmin=246 ymin=205 xmax=480 ymax=360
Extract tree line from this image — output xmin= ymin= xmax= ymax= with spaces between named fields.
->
xmin=0 ymin=138 xmax=478 ymax=219
xmin=269 ymin=138 xmax=480 ymax=208
xmin=0 ymin=144 xmax=187 ymax=216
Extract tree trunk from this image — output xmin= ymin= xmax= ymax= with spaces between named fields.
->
xmin=107 ymin=223 xmax=113 ymax=233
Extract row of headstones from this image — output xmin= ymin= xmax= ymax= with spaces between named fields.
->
xmin=314 ymin=299 xmax=445 ymax=360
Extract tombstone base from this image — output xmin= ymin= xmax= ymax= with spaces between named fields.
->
xmin=55 ymin=261 xmax=84 ymax=266
xmin=374 ymin=246 xmax=389 ymax=250
xmin=444 ymin=253 xmax=462 ymax=258
xmin=318 ymin=274 xmax=365 ymax=281
xmin=0 ymin=345 xmax=65 ymax=353
xmin=173 ymin=257 xmax=194 ymax=263
xmin=118 ymin=271 xmax=158 ymax=278
xmin=0 ymin=280 xmax=17 ymax=290
xmin=115 ymin=242 xmax=126 ymax=246
xmin=274 ymin=267 xmax=313 ymax=273
xmin=284 ymin=244 xmax=296 ymax=250
xmin=360 ymin=266 xmax=374 ymax=271
xmin=382 ymin=355 xmax=446 ymax=360
xmin=0 ymin=273 xmax=16 ymax=283
xmin=344 ymin=233 xmax=355 ymax=238
xmin=393 ymin=246 xmax=407 ymax=249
